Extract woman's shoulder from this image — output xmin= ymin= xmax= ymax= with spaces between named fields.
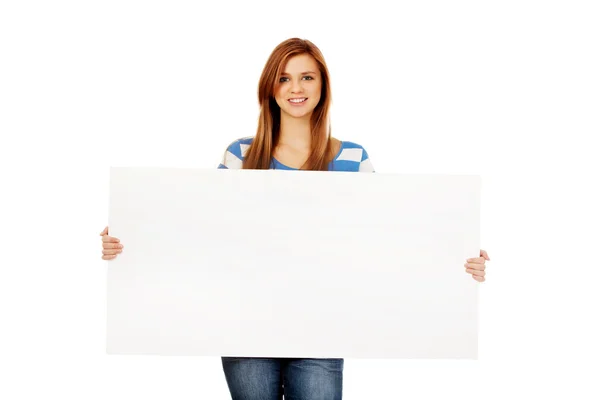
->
xmin=335 ymin=140 xmax=372 ymax=163
xmin=218 ymin=137 xmax=254 ymax=169
xmin=338 ymin=140 xmax=370 ymax=153
xmin=334 ymin=140 xmax=375 ymax=172
xmin=225 ymin=136 xmax=254 ymax=155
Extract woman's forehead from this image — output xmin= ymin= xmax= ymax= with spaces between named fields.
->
xmin=282 ymin=54 xmax=318 ymax=73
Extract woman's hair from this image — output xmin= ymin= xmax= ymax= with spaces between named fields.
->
xmin=242 ymin=38 xmax=336 ymax=171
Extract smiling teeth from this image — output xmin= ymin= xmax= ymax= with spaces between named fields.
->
xmin=289 ymin=98 xmax=307 ymax=103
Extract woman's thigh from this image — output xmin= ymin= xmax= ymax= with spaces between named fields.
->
xmin=283 ymin=358 xmax=344 ymax=400
xmin=221 ymin=357 xmax=284 ymax=400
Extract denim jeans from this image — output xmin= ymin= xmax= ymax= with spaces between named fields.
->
xmin=221 ymin=357 xmax=344 ymax=400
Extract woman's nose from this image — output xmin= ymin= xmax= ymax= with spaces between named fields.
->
xmin=291 ymin=79 xmax=303 ymax=93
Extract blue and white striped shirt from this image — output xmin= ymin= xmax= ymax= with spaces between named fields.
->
xmin=218 ymin=137 xmax=375 ymax=172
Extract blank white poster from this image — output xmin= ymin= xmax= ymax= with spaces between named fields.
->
xmin=107 ymin=168 xmax=480 ymax=359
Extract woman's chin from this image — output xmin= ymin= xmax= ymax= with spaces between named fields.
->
xmin=283 ymin=108 xmax=313 ymax=120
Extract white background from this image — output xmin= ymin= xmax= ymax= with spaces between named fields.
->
xmin=1 ymin=0 xmax=598 ymax=399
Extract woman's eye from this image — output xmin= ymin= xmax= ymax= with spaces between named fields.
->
xmin=279 ymin=76 xmax=314 ymax=82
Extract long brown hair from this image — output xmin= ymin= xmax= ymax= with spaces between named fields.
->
xmin=242 ymin=38 xmax=336 ymax=171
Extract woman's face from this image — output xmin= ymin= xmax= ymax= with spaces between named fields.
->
xmin=274 ymin=53 xmax=322 ymax=120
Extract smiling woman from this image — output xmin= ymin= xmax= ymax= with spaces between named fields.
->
xmin=100 ymin=37 xmax=489 ymax=400
xmin=219 ymin=38 xmax=375 ymax=173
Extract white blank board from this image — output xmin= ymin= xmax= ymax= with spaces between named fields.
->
xmin=107 ymin=168 xmax=480 ymax=359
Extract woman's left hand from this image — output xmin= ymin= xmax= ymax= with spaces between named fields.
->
xmin=465 ymin=249 xmax=490 ymax=282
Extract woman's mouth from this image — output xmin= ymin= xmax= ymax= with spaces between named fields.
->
xmin=288 ymin=97 xmax=308 ymax=105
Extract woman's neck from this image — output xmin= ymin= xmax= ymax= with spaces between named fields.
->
xmin=278 ymin=113 xmax=311 ymax=149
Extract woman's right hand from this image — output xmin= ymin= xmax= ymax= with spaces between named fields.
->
xmin=100 ymin=226 xmax=123 ymax=260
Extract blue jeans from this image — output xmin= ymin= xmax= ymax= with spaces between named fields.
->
xmin=221 ymin=357 xmax=344 ymax=400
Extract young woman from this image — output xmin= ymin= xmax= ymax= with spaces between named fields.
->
xmin=100 ymin=38 xmax=490 ymax=400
